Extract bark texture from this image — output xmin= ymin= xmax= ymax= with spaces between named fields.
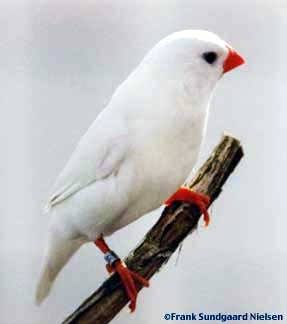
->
xmin=62 ymin=134 xmax=244 ymax=324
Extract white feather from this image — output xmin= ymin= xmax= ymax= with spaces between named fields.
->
xmin=35 ymin=234 xmax=84 ymax=305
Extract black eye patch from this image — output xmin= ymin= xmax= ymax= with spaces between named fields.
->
xmin=202 ymin=52 xmax=218 ymax=64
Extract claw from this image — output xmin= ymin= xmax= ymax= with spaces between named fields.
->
xmin=165 ymin=187 xmax=211 ymax=226
xmin=129 ymin=270 xmax=149 ymax=288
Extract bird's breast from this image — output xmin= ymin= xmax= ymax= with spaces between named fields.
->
xmin=130 ymin=118 xmax=204 ymax=202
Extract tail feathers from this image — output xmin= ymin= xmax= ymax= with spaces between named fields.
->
xmin=35 ymin=264 xmax=56 ymax=305
xmin=35 ymin=236 xmax=83 ymax=305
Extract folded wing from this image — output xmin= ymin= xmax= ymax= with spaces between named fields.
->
xmin=45 ymin=124 xmax=128 ymax=210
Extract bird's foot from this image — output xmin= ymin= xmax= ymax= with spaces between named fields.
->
xmin=109 ymin=259 xmax=149 ymax=312
xmin=95 ymin=237 xmax=149 ymax=312
xmin=165 ymin=187 xmax=211 ymax=226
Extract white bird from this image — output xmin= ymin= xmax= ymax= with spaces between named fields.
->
xmin=35 ymin=30 xmax=244 ymax=310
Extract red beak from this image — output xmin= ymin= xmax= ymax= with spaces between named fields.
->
xmin=223 ymin=46 xmax=245 ymax=73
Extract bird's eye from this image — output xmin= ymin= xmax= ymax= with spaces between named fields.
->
xmin=202 ymin=52 xmax=218 ymax=65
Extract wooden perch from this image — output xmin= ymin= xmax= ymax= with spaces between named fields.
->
xmin=63 ymin=134 xmax=244 ymax=324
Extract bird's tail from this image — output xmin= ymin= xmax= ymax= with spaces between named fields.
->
xmin=35 ymin=233 xmax=84 ymax=305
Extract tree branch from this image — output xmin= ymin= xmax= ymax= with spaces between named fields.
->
xmin=62 ymin=134 xmax=244 ymax=324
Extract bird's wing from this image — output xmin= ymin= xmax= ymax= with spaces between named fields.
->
xmin=45 ymin=126 xmax=128 ymax=210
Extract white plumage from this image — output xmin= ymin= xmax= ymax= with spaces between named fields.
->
xmin=35 ymin=30 xmax=243 ymax=304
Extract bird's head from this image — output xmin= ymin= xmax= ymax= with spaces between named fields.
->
xmin=142 ymin=30 xmax=245 ymax=97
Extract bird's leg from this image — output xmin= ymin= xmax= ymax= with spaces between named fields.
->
xmin=94 ymin=236 xmax=149 ymax=312
xmin=165 ymin=187 xmax=211 ymax=226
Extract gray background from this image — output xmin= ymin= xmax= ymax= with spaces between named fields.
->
xmin=1 ymin=0 xmax=287 ymax=323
